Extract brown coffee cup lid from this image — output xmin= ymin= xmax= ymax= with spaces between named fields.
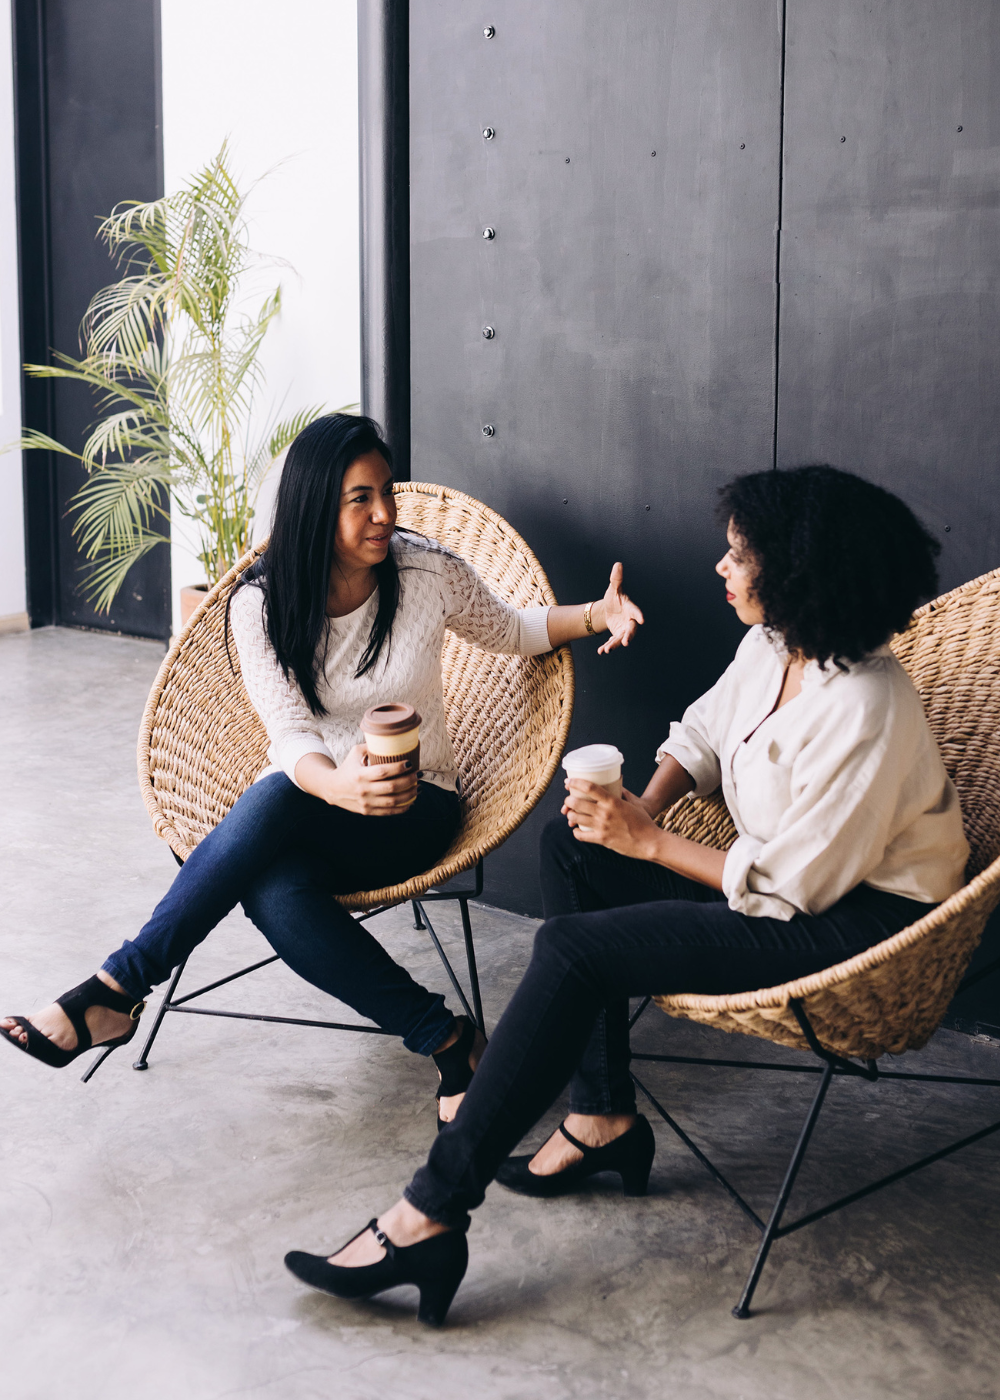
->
xmin=361 ymin=702 xmax=421 ymax=736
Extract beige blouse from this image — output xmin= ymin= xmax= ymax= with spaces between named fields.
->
xmin=657 ymin=626 xmax=969 ymax=920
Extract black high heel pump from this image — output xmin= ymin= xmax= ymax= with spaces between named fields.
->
xmin=0 ymin=975 xmax=146 ymax=1069
xmin=432 ymin=1015 xmax=483 ymax=1131
xmin=496 ymin=1115 xmax=656 ymax=1198
xmin=285 ymin=1220 xmax=468 ymax=1328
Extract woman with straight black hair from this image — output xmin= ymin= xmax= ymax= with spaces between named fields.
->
xmin=2 ymin=413 xmax=643 ymax=1126
xmin=282 ymin=465 xmax=970 ymax=1327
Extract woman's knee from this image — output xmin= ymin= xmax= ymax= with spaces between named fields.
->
xmin=208 ymin=773 xmax=315 ymax=857
xmin=532 ymin=913 xmax=584 ymax=967
xmin=233 ymin=770 xmax=309 ymax=820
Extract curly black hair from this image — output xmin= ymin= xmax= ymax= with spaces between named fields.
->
xmin=718 ymin=465 xmax=940 ymax=667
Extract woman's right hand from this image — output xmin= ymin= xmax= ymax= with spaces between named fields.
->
xmin=299 ymin=746 xmax=418 ymax=815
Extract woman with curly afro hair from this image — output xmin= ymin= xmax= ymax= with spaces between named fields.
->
xmin=282 ymin=466 xmax=970 ymax=1326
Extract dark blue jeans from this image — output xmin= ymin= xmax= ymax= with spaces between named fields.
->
xmin=405 ymin=816 xmax=934 ymax=1227
xmin=103 ymin=773 xmax=461 ymax=1055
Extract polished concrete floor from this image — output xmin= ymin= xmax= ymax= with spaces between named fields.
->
xmin=2 ymin=626 xmax=999 ymax=1400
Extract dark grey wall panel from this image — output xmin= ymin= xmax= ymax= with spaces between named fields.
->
xmin=410 ymin=2 xmax=782 ymax=913
xmin=777 ymin=0 xmax=1000 ymax=591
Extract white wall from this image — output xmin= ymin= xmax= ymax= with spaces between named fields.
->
xmin=0 ymin=7 xmax=26 ymax=629
xmin=160 ymin=0 xmax=361 ymax=633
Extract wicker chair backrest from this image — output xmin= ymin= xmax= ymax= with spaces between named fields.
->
xmin=890 ymin=568 xmax=1000 ymax=878
xmin=138 ymin=482 xmax=574 ymax=905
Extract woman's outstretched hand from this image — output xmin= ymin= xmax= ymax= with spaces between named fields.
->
xmin=597 ymin=563 xmax=644 ymax=655
xmin=562 ymin=780 xmax=661 ymax=860
xmin=542 ymin=562 xmax=645 ymax=651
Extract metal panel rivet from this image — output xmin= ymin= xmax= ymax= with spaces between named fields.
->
xmin=563 ymin=498 xmax=568 ymax=504
xmin=482 ymin=424 xmax=495 ymax=437
xmin=840 ymin=136 xmax=846 ymax=143
xmin=484 ymin=25 xmax=495 ymax=38
xmin=645 ymin=505 xmax=651 ymax=511
xmin=565 ymin=157 xmax=570 ymax=163
xmin=483 ymin=326 xmax=495 ymax=339
xmin=957 ymin=126 xmax=963 ymax=132
xmin=482 ymin=226 xmax=495 ymax=239
xmin=651 ymin=150 xmax=656 ymax=156
xmin=483 ymin=127 xmax=495 ymax=140
xmin=945 ymin=525 xmax=952 ymax=532
xmin=740 ymin=143 xmax=746 ymax=149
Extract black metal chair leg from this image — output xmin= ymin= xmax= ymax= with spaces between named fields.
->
xmin=628 ymin=995 xmax=652 ymax=1029
xmin=132 ymin=957 xmax=189 ymax=1070
xmin=732 ymin=1061 xmax=835 ymax=1319
xmin=412 ymin=900 xmax=425 ymax=930
xmin=458 ymin=896 xmax=485 ymax=1032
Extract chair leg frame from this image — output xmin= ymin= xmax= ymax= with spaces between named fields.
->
xmin=89 ymin=876 xmax=1000 ymax=1312
xmin=82 ymin=861 xmax=487 ymax=1082
xmin=629 ymin=996 xmax=1000 ymax=1318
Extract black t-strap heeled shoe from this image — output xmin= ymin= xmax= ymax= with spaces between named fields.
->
xmin=432 ymin=1015 xmax=483 ymax=1131
xmin=496 ymin=1115 xmax=656 ymax=1198
xmin=285 ymin=1220 xmax=469 ymax=1327
xmin=1 ymin=975 xmax=146 ymax=1069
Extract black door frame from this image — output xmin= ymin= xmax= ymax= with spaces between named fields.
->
xmin=358 ymin=0 xmax=410 ymax=479
xmin=11 ymin=0 xmax=57 ymax=626
xmin=11 ymin=0 xmax=169 ymax=638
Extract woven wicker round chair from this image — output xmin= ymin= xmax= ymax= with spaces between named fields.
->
xmin=631 ymin=566 xmax=1000 ymax=1317
xmin=113 ymin=482 xmax=573 ymax=1078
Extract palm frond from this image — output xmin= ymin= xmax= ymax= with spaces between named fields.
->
xmin=71 ymin=458 xmax=172 ymax=558
xmin=245 ymin=403 xmax=326 ymax=487
xmin=15 ymin=430 xmax=85 ymax=460
xmin=76 ymin=533 xmax=168 ymax=614
xmin=22 ymin=141 xmax=334 ymax=609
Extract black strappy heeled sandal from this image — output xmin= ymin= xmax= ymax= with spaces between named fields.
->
xmin=431 ymin=1015 xmax=483 ymax=1131
xmin=1 ymin=975 xmax=146 ymax=1069
xmin=285 ymin=1219 xmax=468 ymax=1328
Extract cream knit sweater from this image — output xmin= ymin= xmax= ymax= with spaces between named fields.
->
xmin=230 ymin=532 xmax=553 ymax=792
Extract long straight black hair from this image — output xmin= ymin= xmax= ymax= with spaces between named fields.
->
xmin=228 ymin=413 xmax=404 ymax=715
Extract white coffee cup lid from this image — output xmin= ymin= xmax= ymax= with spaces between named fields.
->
xmin=562 ymin=743 xmax=624 ymax=772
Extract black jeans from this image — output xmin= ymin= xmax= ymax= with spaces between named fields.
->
xmin=405 ymin=816 xmax=933 ymax=1227
xmin=103 ymin=773 xmax=461 ymax=1055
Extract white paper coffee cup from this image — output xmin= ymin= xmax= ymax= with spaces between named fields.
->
xmin=562 ymin=744 xmax=624 ymax=798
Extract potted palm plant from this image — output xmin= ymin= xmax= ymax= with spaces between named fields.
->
xmin=18 ymin=144 xmax=326 ymax=627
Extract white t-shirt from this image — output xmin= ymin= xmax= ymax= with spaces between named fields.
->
xmin=230 ymin=532 xmax=553 ymax=793
xmin=657 ymin=626 xmax=970 ymax=920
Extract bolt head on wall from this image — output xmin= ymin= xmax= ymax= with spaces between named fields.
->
xmin=483 ymin=25 xmax=495 ymax=38
xmin=483 ymin=127 xmax=495 ymax=141
xmin=482 ymin=325 xmax=495 ymax=339
xmin=482 ymin=226 xmax=495 ymax=239
xmin=482 ymin=424 xmax=495 ymax=437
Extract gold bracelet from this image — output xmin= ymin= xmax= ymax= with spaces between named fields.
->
xmin=583 ymin=601 xmax=595 ymax=635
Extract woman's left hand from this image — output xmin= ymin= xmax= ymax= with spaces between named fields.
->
xmin=562 ymin=780 xmax=662 ymax=859
xmin=597 ymin=563 xmax=645 ymax=655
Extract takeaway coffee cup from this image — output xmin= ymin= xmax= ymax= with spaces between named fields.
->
xmin=562 ymin=744 xmax=624 ymax=799
xmin=362 ymin=704 xmax=421 ymax=782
